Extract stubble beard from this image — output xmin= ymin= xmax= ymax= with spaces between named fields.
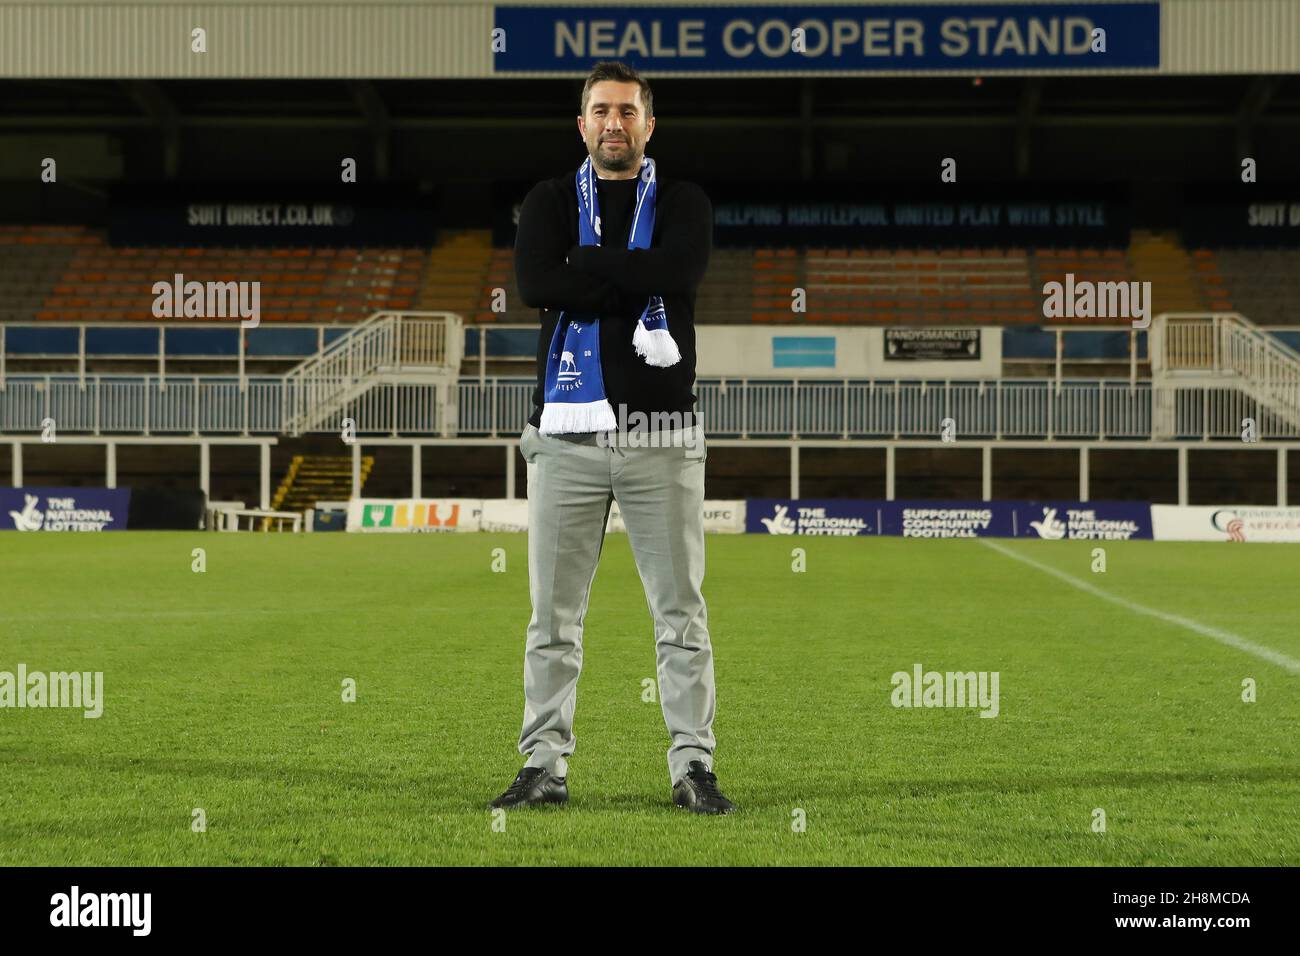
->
xmin=592 ymin=136 xmax=639 ymax=174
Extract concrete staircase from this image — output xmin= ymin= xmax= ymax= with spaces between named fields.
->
xmin=1128 ymin=230 xmax=1206 ymax=315
xmin=417 ymin=229 xmax=494 ymax=319
xmin=271 ymin=454 xmax=373 ymax=512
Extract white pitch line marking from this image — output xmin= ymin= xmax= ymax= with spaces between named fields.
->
xmin=981 ymin=539 xmax=1300 ymax=674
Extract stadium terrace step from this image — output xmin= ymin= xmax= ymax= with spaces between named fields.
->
xmin=420 ymin=230 xmax=493 ymax=314
xmin=272 ymin=454 xmax=374 ymax=511
xmin=1127 ymin=230 xmax=1206 ymax=314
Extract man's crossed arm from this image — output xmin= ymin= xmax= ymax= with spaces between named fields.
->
xmin=565 ymin=183 xmax=712 ymax=300
xmin=514 ymin=181 xmax=621 ymax=314
xmin=513 ymin=180 xmax=713 ymax=314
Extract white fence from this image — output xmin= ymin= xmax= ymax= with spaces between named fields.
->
xmin=3 ymin=375 xmax=1299 ymax=440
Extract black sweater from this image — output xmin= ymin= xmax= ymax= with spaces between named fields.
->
xmin=513 ymin=169 xmax=713 ymax=430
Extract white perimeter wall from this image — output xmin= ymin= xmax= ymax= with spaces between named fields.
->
xmin=695 ymin=324 xmax=1003 ymax=379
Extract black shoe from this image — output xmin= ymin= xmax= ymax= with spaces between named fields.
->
xmin=672 ymin=760 xmax=736 ymax=815
xmin=489 ymin=767 xmax=568 ymax=809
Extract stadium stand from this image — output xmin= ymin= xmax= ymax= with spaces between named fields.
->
xmin=794 ymin=247 xmax=1038 ymax=325
xmin=0 ymin=225 xmax=427 ymax=324
xmin=1198 ymin=247 xmax=1300 ymax=325
xmin=474 ymin=238 xmax=1293 ymax=328
xmin=6 ymin=222 xmax=1300 ymax=337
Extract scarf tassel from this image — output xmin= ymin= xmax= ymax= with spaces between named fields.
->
xmin=540 ymin=398 xmax=618 ymax=435
xmin=632 ymin=322 xmax=682 ymax=368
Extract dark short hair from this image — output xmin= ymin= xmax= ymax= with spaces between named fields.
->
xmin=579 ymin=61 xmax=654 ymax=119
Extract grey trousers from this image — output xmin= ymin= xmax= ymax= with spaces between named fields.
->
xmin=516 ymin=421 xmax=716 ymax=785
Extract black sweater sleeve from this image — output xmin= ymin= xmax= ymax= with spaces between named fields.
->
xmin=565 ymin=182 xmax=712 ymax=298
xmin=514 ymin=180 xmax=622 ymax=314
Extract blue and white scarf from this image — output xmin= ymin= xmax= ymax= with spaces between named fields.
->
xmin=539 ymin=155 xmax=680 ymax=435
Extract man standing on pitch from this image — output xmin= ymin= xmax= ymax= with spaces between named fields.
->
xmin=490 ymin=61 xmax=734 ymax=815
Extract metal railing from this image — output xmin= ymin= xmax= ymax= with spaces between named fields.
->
xmin=281 ymin=311 xmax=460 ymax=434
xmin=5 ymin=374 xmax=1300 ymax=440
xmin=0 ymin=375 xmax=283 ymax=435
xmin=1153 ymin=312 xmax=1300 ymax=430
xmin=0 ymin=311 xmax=464 ymax=437
xmin=1218 ymin=316 xmax=1300 ymax=425
xmin=0 ymin=320 xmax=361 ymax=388
xmin=456 ymin=378 xmax=1153 ymax=439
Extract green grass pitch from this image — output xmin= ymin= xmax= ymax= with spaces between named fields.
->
xmin=2 ymin=531 xmax=1298 ymax=866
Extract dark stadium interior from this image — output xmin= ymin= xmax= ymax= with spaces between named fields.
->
xmin=2 ymin=76 xmax=1299 ymax=212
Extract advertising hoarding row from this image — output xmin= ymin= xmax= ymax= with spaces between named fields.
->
xmin=345 ymin=499 xmax=1300 ymax=542
xmin=345 ymin=498 xmax=748 ymax=534
xmin=744 ymin=499 xmax=1153 ymax=539
xmin=8 ymin=489 xmax=1294 ymax=543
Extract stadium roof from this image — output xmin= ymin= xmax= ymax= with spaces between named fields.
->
xmin=0 ymin=0 xmax=1298 ymax=79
